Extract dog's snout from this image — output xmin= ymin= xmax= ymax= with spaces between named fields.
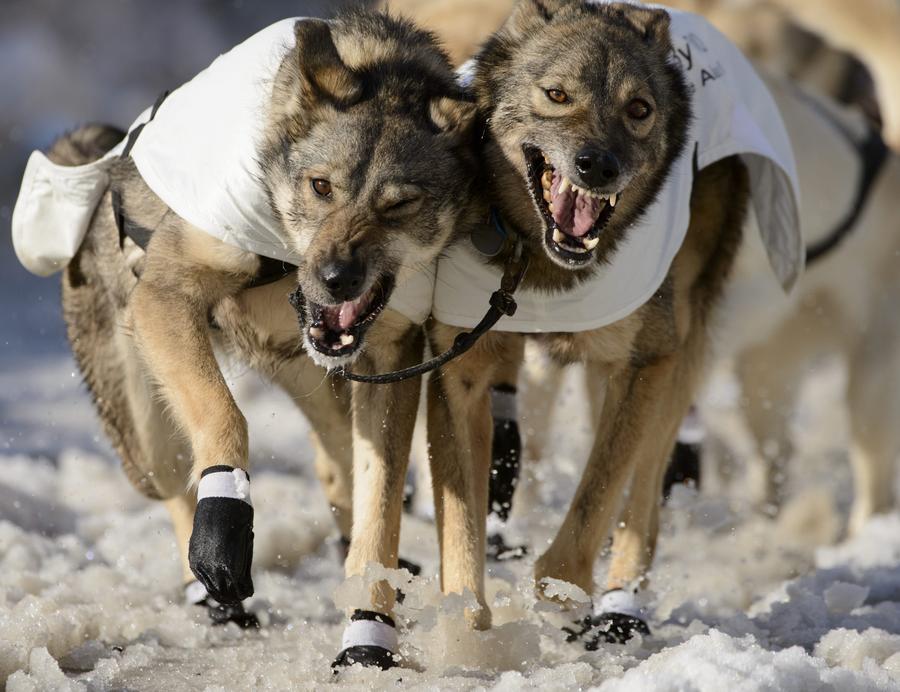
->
xmin=319 ymin=258 xmax=366 ymax=301
xmin=574 ymin=147 xmax=620 ymax=188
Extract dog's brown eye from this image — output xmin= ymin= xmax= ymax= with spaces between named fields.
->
xmin=311 ymin=178 xmax=332 ymax=197
xmin=546 ymin=88 xmax=569 ymax=104
xmin=626 ymin=98 xmax=652 ymax=120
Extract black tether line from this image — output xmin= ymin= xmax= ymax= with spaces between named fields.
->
xmin=112 ymin=91 xmax=531 ymax=383
xmin=336 ymin=244 xmax=529 ymax=385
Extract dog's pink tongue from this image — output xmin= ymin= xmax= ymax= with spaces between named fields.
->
xmin=550 ymin=171 xmax=603 ymax=238
xmin=550 ymin=170 xmax=575 ymax=235
xmin=338 ymin=300 xmax=363 ymax=331
xmin=573 ymin=191 xmax=604 ymax=237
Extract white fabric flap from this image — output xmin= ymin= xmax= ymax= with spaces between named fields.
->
xmin=11 ymin=149 xmax=119 ymax=276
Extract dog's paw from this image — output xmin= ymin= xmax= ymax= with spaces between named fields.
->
xmin=184 ymin=580 xmax=260 ymax=629
xmin=188 ymin=466 xmax=255 ymax=605
xmin=573 ymin=589 xmax=651 ymax=649
xmin=332 ymin=611 xmax=399 ymax=671
xmin=584 ymin=611 xmax=650 ymax=648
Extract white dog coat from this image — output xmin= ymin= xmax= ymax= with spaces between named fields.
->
xmin=433 ymin=4 xmax=802 ymax=332
xmin=12 ymin=8 xmax=800 ymax=335
xmin=10 ymin=18 xmax=434 ymax=324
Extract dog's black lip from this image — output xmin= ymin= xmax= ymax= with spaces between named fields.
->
xmin=304 ymin=275 xmax=395 ymax=357
xmin=522 ymin=144 xmax=617 ymax=266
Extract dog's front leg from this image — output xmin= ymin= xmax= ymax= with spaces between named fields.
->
xmin=535 ymin=354 xmax=687 ymax=600
xmin=131 ymin=271 xmax=253 ymax=606
xmin=425 ymin=323 xmax=520 ymax=630
xmin=336 ymin=316 xmax=423 ymax=668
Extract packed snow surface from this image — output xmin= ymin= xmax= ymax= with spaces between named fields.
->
xmin=3 ymin=336 xmax=900 ymax=690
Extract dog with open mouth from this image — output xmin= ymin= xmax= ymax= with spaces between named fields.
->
xmin=12 ymin=9 xmax=479 ymax=643
xmin=406 ymin=0 xmax=804 ymax=652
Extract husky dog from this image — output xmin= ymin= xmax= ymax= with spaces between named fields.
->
xmin=411 ymin=0 xmax=805 ymax=649
xmin=31 ymin=10 xmax=478 ymax=632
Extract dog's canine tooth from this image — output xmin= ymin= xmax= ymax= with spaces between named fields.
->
xmin=340 ymin=333 xmax=355 ymax=346
xmin=583 ymin=236 xmax=599 ymax=250
xmin=609 ymin=192 xmax=618 ymax=207
xmin=542 ymin=169 xmax=552 ymax=189
xmin=552 ymin=228 xmax=565 ymax=243
xmin=309 ymin=327 xmax=325 ymax=339
xmin=559 ymin=177 xmax=571 ymax=194
xmin=543 ymin=189 xmax=552 ymax=202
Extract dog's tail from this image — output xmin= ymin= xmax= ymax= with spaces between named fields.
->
xmin=46 ymin=123 xmax=126 ymax=166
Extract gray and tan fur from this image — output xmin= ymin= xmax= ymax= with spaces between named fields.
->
xmin=418 ymin=0 xmax=749 ymax=628
xmin=57 ymin=9 xmax=479 ymax=601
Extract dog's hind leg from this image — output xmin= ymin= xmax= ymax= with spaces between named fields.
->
xmin=513 ymin=344 xmax=566 ymax=519
xmin=845 ymin=306 xmax=900 ymax=535
xmin=734 ymin=327 xmax=806 ymax=511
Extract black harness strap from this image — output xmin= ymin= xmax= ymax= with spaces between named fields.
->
xmin=794 ymin=89 xmax=889 ymax=265
xmin=805 ymin=126 xmax=888 ymax=263
xmin=113 ymin=89 xmax=297 ymax=290
xmin=336 ymin=245 xmax=529 ymax=385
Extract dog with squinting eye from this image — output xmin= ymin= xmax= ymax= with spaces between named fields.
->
xmin=18 ymin=9 xmax=480 ymax=666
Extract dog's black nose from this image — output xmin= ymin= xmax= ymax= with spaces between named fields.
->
xmin=319 ymin=258 xmax=366 ymax=301
xmin=574 ymin=147 xmax=620 ymax=188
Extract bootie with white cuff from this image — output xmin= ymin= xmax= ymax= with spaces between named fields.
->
xmin=332 ymin=610 xmax=399 ymax=670
xmin=188 ymin=465 xmax=255 ymax=606
xmin=564 ymin=588 xmax=650 ymax=649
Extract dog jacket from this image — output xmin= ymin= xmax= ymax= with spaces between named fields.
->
xmin=10 ymin=18 xmax=434 ymax=325
xmin=433 ymin=5 xmax=803 ymax=333
xmin=12 ymin=9 xmax=801 ymax=334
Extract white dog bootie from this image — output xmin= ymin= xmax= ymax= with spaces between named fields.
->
xmin=332 ymin=610 xmax=399 ymax=670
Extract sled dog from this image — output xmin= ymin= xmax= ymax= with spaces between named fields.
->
xmin=15 ymin=10 xmax=478 ymax=636
xmin=417 ymin=0 xmax=802 ymax=647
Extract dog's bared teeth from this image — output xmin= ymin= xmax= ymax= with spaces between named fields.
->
xmin=542 ymin=169 xmax=552 ymax=189
xmin=559 ymin=177 xmax=571 ymax=194
xmin=340 ymin=333 xmax=355 ymax=346
xmin=543 ymin=189 xmax=552 ymax=202
xmin=548 ymin=201 xmax=555 ymax=213
xmin=583 ymin=236 xmax=599 ymax=250
xmin=309 ymin=327 xmax=325 ymax=340
xmin=552 ymin=228 xmax=565 ymax=243
xmin=609 ymin=193 xmax=618 ymax=207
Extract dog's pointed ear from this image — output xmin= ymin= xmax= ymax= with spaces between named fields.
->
xmin=293 ymin=20 xmax=362 ymax=106
xmin=430 ymin=96 xmax=479 ymax=141
xmin=618 ymin=5 xmax=671 ymax=44
xmin=503 ymin=0 xmax=557 ymax=40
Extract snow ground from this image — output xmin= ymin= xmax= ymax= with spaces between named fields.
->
xmin=3 ymin=304 xmax=900 ymax=692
